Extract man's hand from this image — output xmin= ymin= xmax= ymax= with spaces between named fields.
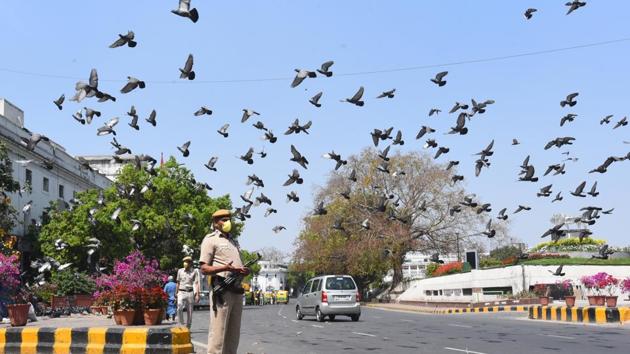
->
xmin=226 ymin=264 xmax=250 ymax=275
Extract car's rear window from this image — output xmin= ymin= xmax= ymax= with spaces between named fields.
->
xmin=325 ymin=276 xmax=356 ymax=290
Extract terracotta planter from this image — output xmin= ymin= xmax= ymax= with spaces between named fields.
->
xmin=144 ymin=309 xmax=161 ymax=326
xmin=605 ymin=296 xmax=618 ymax=308
xmin=7 ymin=303 xmax=30 ymax=327
xmin=564 ymin=296 xmax=576 ymax=307
xmin=133 ymin=309 xmax=144 ymax=325
xmin=115 ymin=309 xmax=136 ymax=326
xmin=157 ymin=307 xmax=165 ymax=325
xmin=538 ymin=296 xmax=551 ymax=306
xmin=91 ymin=306 xmax=100 ymax=315
xmin=102 ymin=306 xmax=110 ymax=315
xmin=587 ymin=295 xmax=605 ymax=306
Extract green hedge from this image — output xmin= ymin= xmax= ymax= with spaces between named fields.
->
xmin=521 ymin=258 xmax=630 ymax=266
xmin=530 ymin=238 xmax=605 ymax=252
xmin=51 ymin=270 xmax=96 ymax=296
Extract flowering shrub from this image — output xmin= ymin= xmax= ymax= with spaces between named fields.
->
xmin=533 ymin=283 xmax=549 ymax=297
xmin=141 ymin=286 xmax=168 ymax=309
xmin=0 ymin=253 xmax=21 ymax=297
xmin=531 ymin=238 xmax=605 ymax=252
xmin=431 ymin=261 xmax=463 ymax=277
xmin=622 ymin=277 xmax=630 ymax=294
xmin=93 ymin=251 xmax=167 ymax=308
xmin=556 ymin=279 xmax=574 ymax=295
xmin=501 ymin=256 xmax=519 ymax=266
xmin=581 ymin=272 xmax=619 ymax=295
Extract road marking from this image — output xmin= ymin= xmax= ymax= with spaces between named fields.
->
xmin=291 ymin=320 xmax=299 ymax=323
xmin=352 ymin=332 xmax=376 ymax=337
xmin=448 ymin=323 xmax=473 ymax=328
xmin=401 ymin=319 xmax=415 ymax=323
xmin=312 ymin=324 xmax=324 ymax=328
xmin=444 ymin=347 xmax=487 ymax=354
xmin=539 ymin=334 xmax=575 ymax=340
xmin=192 ymin=340 xmax=208 ymax=350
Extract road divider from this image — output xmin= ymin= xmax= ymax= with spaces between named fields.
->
xmin=365 ymin=302 xmax=530 ymax=315
xmin=529 ymin=305 xmax=630 ymax=324
xmin=0 ymin=326 xmax=193 ymax=354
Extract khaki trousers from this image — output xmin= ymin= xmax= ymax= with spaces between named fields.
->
xmin=207 ymin=291 xmax=243 ymax=354
xmin=177 ymin=291 xmax=194 ymax=328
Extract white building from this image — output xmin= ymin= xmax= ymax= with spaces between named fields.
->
xmin=398 ymin=265 xmax=630 ymax=304
xmin=0 ymin=98 xmax=112 ymax=238
xmin=401 ymin=252 xmax=460 ymax=279
xmin=75 ymin=155 xmax=134 ymax=182
xmin=253 ymin=260 xmax=288 ymax=292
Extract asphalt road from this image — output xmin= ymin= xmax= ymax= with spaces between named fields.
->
xmin=189 ymin=300 xmax=630 ymax=354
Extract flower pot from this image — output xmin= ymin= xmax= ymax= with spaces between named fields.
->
xmin=587 ymin=295 xmax=605 ymax=306
xmin=7 ymin=303 xmax=30 ymax=327
xmin=538 ymin=296 xmax=551 ymax=306
xmin=564 ymin=296 xmax=576 ymax=307
xmin=102 ymin=306 xmax=110 ymax=315
xmin=91 ymin=306 xmax=100 ymax=315
xmin=133 ymin=309 xmax=144 ymax=325
xmin=115 ymin=309 xmax=136 ymax=326
xmin=157 ymin=307 xmax=165 ymax=325
xmin=144 ymin=309 xmax=161 ymax=326
xmin=605 ymin=296 xmax=618 ymax=308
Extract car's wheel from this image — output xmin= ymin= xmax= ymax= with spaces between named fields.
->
xmin=296 ymin=306 xmax=304 ymax=320
xmin=316 ymin=307 xmax=325 ymax=322
xmin=350 ymin=314 xmax=360 ymax=322
xmin=328 ymin=315 xmax=335 ymax=321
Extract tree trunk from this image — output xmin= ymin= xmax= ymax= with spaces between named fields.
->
xmin=389 ymin=247 xmax=409 ymax=291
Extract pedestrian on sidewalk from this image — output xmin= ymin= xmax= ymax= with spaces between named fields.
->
xmin=199 ymin=209 xmax=250 ymax=354
xmin=164 ymin=276 xmax=177 ymax=321
xmin=176 ymin=256 xmax=199 ymax=328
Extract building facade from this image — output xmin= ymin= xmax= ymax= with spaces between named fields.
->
xmin=253 ymin=260 xmax=288 ymax=292
xmin=0 ymin=98 xmax=112 ymax=238
xmin=76 ymin=155 xmax=138 ymax=182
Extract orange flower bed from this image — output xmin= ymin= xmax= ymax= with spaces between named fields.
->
xmin=432 ymin=261 xmax=464 ymax=277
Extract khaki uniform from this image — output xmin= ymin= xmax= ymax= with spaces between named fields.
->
xmin=199 ymin=230 xmax=244 ymax=354
xmin=176 ymin=267 xmax=198 ymax=328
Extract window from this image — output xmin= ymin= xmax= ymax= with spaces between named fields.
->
xmin=432 ymin=290 xmax=439 ymax=296
xmin=42 ymin=177 xmax=49 ymax=192
xmin=303 ymin=280 xmax=313 ymax=294
xmin=312 ymin=279 xmax=322 ymax=292
xmin=325 ymin=276 xmax=357 ymax=290
xmin=58 ymin=184 xmax=65 ymax=199
xmin=463 ymin=288 xmax=473 ymax=296
xmin=25 ymin=169 xmax=32 ymax=186
xmin=425 ymin=290 xmax=432 ymax=296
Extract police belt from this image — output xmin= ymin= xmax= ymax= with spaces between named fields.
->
xmin=211 ymin=276 xmax=244 ymax=312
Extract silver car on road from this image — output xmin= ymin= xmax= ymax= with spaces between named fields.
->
xmin=296 ymin=275 xmax=361 ymax=322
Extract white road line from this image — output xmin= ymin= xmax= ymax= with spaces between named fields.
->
xmin=400 ymin=319 xmax=415 ymax=323
xmin=191 ymin=340 xmax=208 ymax=350
xmin=312 ymin=324 xmax=324 ymax=328
xmin=352 ymin=332 xmax=376 ymax=337
xmin=448 ymin=323 xmax=473 ymax=328
xmin=291 ymin=319 xmax=299 ymax=323
xmin=539 ymin=334 xmax=575 ymax=340
xmin=444 ymin=347 xmax=487 ymax=354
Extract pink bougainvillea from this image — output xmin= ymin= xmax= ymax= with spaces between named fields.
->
xmin=93 ymin=251 xmax=167 ymax=300
xmin=0 ymin=253 xmax=21 ymax=296
xmin=622 ymin=277 xmax=630 ymax=294
xmin=580 ymin=272 xmax=619 ymax=295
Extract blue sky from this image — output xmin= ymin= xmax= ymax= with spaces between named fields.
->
xmin=1 ymin=1 xmax=629 ymax=253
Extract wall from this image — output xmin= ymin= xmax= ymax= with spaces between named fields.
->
xmin=398 ymin=265 xmax=630 ymax=303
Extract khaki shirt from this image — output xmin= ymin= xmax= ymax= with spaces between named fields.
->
xmin=177 ymin=267 xmax=198 ymax=291
xmin=199 ymin=230 xmax=243 ymax=278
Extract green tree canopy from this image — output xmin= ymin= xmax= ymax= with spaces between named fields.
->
xmin=39 ymin=157 xmax=237 ymax=273
xmin=0 ymin=140 xmax=20 ymax=250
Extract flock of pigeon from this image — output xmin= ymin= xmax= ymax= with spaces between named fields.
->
xmin=11 ymin=0 xmax=628 ymax=281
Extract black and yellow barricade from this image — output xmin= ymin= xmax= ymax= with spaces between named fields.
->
xmin=0 ymin=326 xmax=193 ymax=354
xmin=529 ymin=305 xmax=630 ymax=324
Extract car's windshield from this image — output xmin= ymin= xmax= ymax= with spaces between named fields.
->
xmin=325 ymin=276 xmax=356 ymax=290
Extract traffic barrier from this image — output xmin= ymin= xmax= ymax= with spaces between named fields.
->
xmin=0 ymin=326 xmax=193 ymax=354
xmin=365 ymin=303 xmax=530 ymax=315
xmin=529 ymin=305 xmax=630 ymax=324
xmin=438 ymin=305 xmax=530 ymax=314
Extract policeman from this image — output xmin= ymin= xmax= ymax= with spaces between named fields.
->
xmin=176 ymin=256 xmax=199 ymax=328
xmin=199 ymin=209 xmax=250 ymax=354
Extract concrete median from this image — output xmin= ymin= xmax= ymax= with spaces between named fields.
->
xmin=529 ymin=305 xmax=630 ymax=324
xmin=0 ymin=326 xmax=193 ymax=354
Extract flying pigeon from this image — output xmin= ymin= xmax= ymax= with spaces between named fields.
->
xmin=291 ymin=69 xmax=317 ymax=88
xmin=524 ymin=8 xmax=537 ymax=19
xmin=309 ymin=92 xmax=323 ymax=107
xmin=178 ymin=141 xmax=191 ymax=157
xmin=431 ymin=71 xmax=448 ymax=86
xmin=343 ymin=87 xmax=365 ymax=106
xmin=376 ymin=89 xmax=396 ymax=99
xmin=171 ymin=0 xmax=199 ymax=23
xmin=120 ymin=76 xmax=146 ymax=94
xmin=53 ymin=94 xmax=65 ymax=110
xmin=179 ymin=54 xmax=195 ymax=80
xmin=317 ymin=61 xmax=334 ymax=77
xmin=109 ymin=31 xmax=137 ymax=48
